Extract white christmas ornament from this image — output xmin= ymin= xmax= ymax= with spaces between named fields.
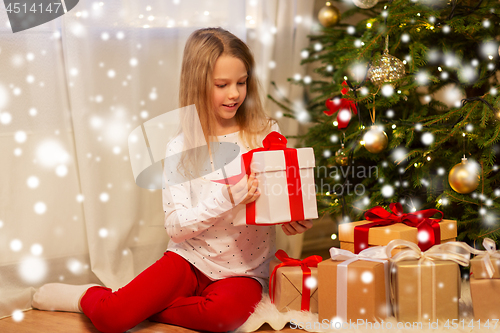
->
xmin=352 ymin=0 xmax=378 ymax=9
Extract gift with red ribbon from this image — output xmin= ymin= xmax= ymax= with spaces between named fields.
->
xmin=269 ymin=250 xmax=323 ymax=312
xmin=338 ymin=203 xmax=457 ymax=255
xmin=213 ymin=131 xmax=318 ymax=225
xmin=353 ymin=203 xmax=443 ymax=254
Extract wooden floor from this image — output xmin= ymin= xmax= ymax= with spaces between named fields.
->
xmin=0 ymin=310 xmax=299 ymax=332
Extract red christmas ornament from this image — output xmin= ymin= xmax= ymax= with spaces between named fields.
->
xmin=323 ymin=81 xmax=357 ymax=129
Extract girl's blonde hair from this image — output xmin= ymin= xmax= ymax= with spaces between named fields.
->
xmin=178 ymin=27 xmax=275 ymax=178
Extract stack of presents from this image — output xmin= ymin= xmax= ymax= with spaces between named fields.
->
xmin=236 ymin=132 xmax=500 ymax=325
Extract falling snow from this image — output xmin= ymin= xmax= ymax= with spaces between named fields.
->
xmin=381 ymin=185 xmax=394 ymax=197
xmin=19 ymin=256 xmax=47 ymax=283
xmin=361 ymin=271 xmax=374 ymax=284
xmin=381 ymin=84 xmax=394 ymax=97
xmin=421 ymin=132 xmax=434 ymax=145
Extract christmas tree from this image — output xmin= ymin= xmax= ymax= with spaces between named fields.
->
xmin=271 ymin=0 xmax=500 ymax=247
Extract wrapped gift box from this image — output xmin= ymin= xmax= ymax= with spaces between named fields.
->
xmin=269 ymin=259 xmax=318 ymax=313
xmin=339 ymin=219 xmax=457 ymax=254
xmin=470 ymin=276 xmax=500 ymax=320
xmin=392 ymin=259 xmax=461 ymax=322
xmin=318 ymin=258 xmax=390 ymax=323
xmin=471 ymin=255 xmax=500 ymax=279
xmin=251 ymin=147 xmax=317 ymax=224
xmin=230 ymin=144 xmax=318 ymax=225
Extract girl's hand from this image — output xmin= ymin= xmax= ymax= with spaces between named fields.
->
xmin=281 ymin=220 xmax=313 ymax=236
xmin=222 ymin=173 xmax=260 ymax=206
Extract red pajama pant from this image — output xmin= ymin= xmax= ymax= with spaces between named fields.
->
xmin=80 ymin=251 xmax=263 ymax=333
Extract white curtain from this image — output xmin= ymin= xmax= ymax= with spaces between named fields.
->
xmin=0 ymin=0 xmax=315 ymax=320
xmin=246 ymin=0 xmax=317 ymax=258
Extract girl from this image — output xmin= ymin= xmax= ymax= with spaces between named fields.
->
xmin=32 ymin=27 xmax=313 ymax=333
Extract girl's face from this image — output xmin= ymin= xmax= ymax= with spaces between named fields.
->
xmin=212 ymin=55 xmax=248 ymax=124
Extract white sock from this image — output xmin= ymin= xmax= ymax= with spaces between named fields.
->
xmin=32 ymin=283 xmax=101 ymax=313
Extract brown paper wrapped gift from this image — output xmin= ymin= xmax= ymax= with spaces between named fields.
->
xmin=318 ymin=251 xmax=391 ymax=323
xmin=470 ymin=238 xmax=500 ymax=279
xmin=385 ymin=240 xmax=472 ymax=323
xmin=471 ymin=256 xmax=500 ymax=279
xmin=392 ymin=259 xmax=460 ymax=322
xmin=269 ymin=251 xmax=322 ymax=313
xmin=470 ymin=276 xmax=500 ymax=321
xmin=339 ymin=219 xmax=457 ymax=254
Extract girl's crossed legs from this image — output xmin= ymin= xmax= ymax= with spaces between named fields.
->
xmin=80 ymin=251 xmax=262 ymax=333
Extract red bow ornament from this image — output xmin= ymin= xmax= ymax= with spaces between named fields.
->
xmin=324 ymin=81 xmax=358 ymax=129
xmin=269 ymin=250 xmax=323 ymax=311
xmin=354 ymin=202 xmax=443 ymax=254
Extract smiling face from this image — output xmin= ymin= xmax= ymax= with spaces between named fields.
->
xmin=211 ymin=55 xmax=248 ymax=131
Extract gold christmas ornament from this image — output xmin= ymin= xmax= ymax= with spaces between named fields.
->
xmin=318 ymin=4 xmax=340 ymax=28
xmin=363 ymin=126 xmax=388 ymax=154
xmin=448 ymin=157 xmax=480 ymax=194
xmin=368 ymin=36 xmax=405 ymax=86
xmin=353 ymin=0 xmax=379 ymax=9
xmin=335 ymin=144 xmax=349 ymax=166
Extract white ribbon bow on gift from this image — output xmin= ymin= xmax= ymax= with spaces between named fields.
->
xmin=385 ymin=238 xmax=499 ymax=277
xmin=385 ymin=239 xmax=473 ymax=265
xmin=474 ymin=238 xmax=500 ymax=278
xmin=330 ymin=246 xmax=391 ymax=322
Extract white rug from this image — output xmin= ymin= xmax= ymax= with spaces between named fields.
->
xmin=236 ymin=280 xmax=497 ymax=332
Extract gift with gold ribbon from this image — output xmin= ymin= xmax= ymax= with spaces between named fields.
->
xmin=385 ymin=239 xmax=474 ymax=322
xmin=339 ymin=203 xmax=457 ymax=254
xmin=212 ymin=131 xmax=318 ymax=225
xmin=269 ymin=250 xmax=322 ymax=312
xmin=318 ymin=246 xmax=391 ymax=323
